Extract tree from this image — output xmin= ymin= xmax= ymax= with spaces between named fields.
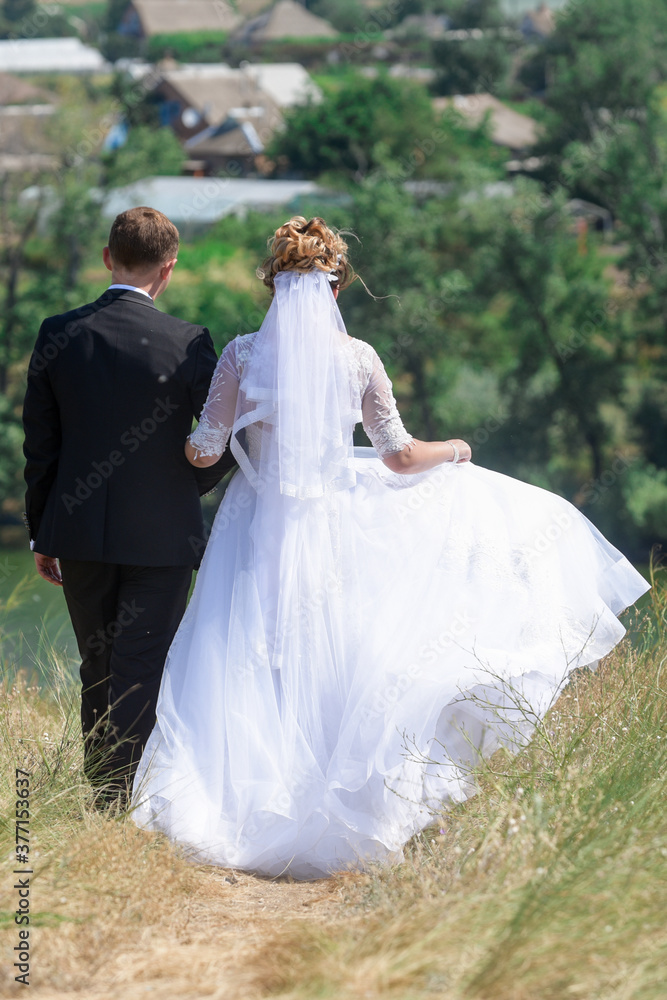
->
xmin=102 ymin=126 xmax=186 ymax=189
xmin=310 ymin=0 xmax=366 ymax=34
xmin=271 ymin=73 xmax=504 ymax=182
xmin=533 ymin=0 xmax=667 ymax=546
xmin=105 ymin=0 xmax=126 ymax=28
xmin=0 ymin=175 xmax=43 ymax=396
xmin=325 ymin=180 xmax=482 ymax=441
xmin=446 ymin=0 xmax=504 ymax=30
xmin=465 ymin=182 xmax=623 ymax=486
xmin=431 ymin=34 xmax=512 ymax=95
xmin=0 ymin=0 xmax=34 ymax=36
xmin=538 ymin=0 xmax=667 ymax=158
xmin=271 ymin=75 xmax=439 ymax=181
xmin=2 ymin=0 xmax=35 ymax=22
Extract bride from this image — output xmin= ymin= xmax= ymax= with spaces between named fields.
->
xmin=132 ymin=217 xmax=649 ymax=878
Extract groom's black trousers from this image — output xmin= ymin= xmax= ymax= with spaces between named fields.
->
xmin=60 ymin=560 xmax=192 ymax=789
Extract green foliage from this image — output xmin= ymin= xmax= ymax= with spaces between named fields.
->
xmin=0 ymin=0 xmax=74 ymax=38
xmin=539 ymin=0 xmax=667 ymax=156
xmin=1 ymin=2 xmax=667 ymax=555
xmin=624 ymin=462 xmax=667 ymax=539
xmin=1 ymin=0 xmax=35 ymax=22
xmin=431 ymin=34 xmax=512 ymax=95
xmin=99 ymin=32 xmax=141 ymax=62
xmin=108 ymin=71 xmax=162 ymax=129
xmin=104 ymin=0 xmax=128 ymax=31
xmin=271 ymin=72 xmax=503 ymax=182
xmin=102 ymin=126 xmax=186 ymax=189
xmin=310 ymin=0 xmax=366 ymax=34
xmin=0 ymin=396 xmax=24 ymax=510
xmin=146 ymin=31 xmax=229 ymax=64
xmin=446 ymin=0 xmax=504 ymax=30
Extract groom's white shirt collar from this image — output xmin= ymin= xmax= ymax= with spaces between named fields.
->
xmin=108 ymin=284 xmax=153 ymax=299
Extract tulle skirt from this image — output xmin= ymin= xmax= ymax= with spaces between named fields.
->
xmin=132 ymin=449 xmax=649 ymax=878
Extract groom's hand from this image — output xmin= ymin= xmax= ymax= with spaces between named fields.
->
xmin=34 ymin=552 xmax=63 ymax=587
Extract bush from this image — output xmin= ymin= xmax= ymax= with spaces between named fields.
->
xmin=624 ymin=461 xmax=667 ymax=544
xmin=102 ymin=126 xmax=186 ymax=189
xmin=431 ymin=35 xmax=512 ymax=95
xmin=146 ymin=30 xmax=228 ymax=63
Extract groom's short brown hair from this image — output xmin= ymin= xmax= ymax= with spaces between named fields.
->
xmin=108 ymin=206 xmax=179 ymax=270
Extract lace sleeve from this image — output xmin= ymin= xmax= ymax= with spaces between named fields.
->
xmin=361 ymin=348 xmax=414 ymax=457
xmin=188 ymin=340 xmax=239 ymax=459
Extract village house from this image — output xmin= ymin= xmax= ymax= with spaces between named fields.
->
xmin=149 ymin=62 xmax=320 ymax=175
xmin=233 ymin=0 xmax=337 ymax=45
xmin=0 ymin=37 xmax=110 ymax=74
xmin=119 ymin=0 xmax=242 ymax=39
xmin=102 ymin=175 xmax=322 ymax=233
xmin=433 ymin=93 xmax=540 ymax=155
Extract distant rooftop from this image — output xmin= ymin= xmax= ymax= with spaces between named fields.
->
xmin=158 ymin=62 xmax=320 ymax=114
xmin=434 ymin=93 xmax=540 ymax=151
xmin=236 ymin=0 xmax=338 ymax=44
xmin=120 ymin=0 xmax=242 ymax=38
xmin=103 ymin=176 xmax=322 ymax=227
xmin=500 ymin=0 xmax=565 ymax=12
xmin=0 ymin=72 xmax=56 ymax=106
xmin=244 ymin=63 xmax=321 ymax=108
xmin=0 ymin=38 xmax=110 ymax=74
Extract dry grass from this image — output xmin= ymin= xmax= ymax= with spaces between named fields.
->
xmin=0 ymin=569 xmax=665 ymax=998
xmin=248 ymin=579 xmax=667 ymax=1000
xmin=0 ymin=665 xmax=346 ymax=998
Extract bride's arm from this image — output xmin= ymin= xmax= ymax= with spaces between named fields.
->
xmin=186 ymin=341 xmax=240 ymax=468
xmin=382 ymin=438 xmax=471 ymax=474
xmin=361 ymin=350 xmax=471 ymax=474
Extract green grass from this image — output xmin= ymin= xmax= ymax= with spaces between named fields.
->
xmin=0 ymin=548 xmax=77 ymax=679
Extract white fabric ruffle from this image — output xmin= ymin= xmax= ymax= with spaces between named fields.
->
xmin=132 ymin=449 xmax=649 ymax=879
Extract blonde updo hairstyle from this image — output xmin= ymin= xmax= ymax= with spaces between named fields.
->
xmin=259 ymin=216 xmax=355 ymax=293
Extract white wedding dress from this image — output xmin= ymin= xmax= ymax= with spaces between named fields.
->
xmin=132 ymin=271 xmax=649 ymax=879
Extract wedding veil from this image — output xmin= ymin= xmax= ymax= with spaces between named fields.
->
xmin=229 ymin=270 xmax=361 ymax=499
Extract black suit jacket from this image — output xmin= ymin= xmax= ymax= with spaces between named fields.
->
xmin=23 ymin=288 xmax=235 ymax=566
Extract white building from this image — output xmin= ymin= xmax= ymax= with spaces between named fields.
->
xmin=0 ymin=38 xmax=110 ymax=74
xmin=102 ymin=176 xmax=322 ymax=228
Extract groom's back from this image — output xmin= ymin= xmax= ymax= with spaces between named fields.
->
xmin=23 ymin=288 xmax=218 ymax=566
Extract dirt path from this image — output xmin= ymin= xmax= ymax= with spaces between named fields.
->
xmin=30 ymin=870 xmax=347 ymax=999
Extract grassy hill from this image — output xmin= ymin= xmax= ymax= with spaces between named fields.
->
xmin=0 ymin=566 xmax=664 ymax=997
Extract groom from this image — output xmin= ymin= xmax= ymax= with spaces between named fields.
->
xmin=22 ymin=206 xmax=235 ymax=800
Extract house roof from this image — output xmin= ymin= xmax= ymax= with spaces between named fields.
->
xmin=0 ymin=73 xmax=56 ymax=106
xmin=0 ymin=110 xmax=58 ymax=172
xmin=155 ymin=63 xmax=319 ymax=139
xmin=238 ymin=0 xmax=338 ymax=42
xmin=0 ymin=38 xmax=110 ymax=73
xmin=127 ymin=0 xmax=242 ymax=36
xmin=235 ymin=0 xmax=272 ymax=16
xmin=102 ymin=176 xmax=321 ymax=226
xmin=499 ymin=0 xmax=565 ymax=10
xmin=243 ymin=63 xmax=321 ymax=107
xmin=158 ymin=64 xmax=284 ymax=132
xmin=434 ymin=93 xmax=540 ymax=151
xmin=186 ymin=118 xmax=266 ymax=158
